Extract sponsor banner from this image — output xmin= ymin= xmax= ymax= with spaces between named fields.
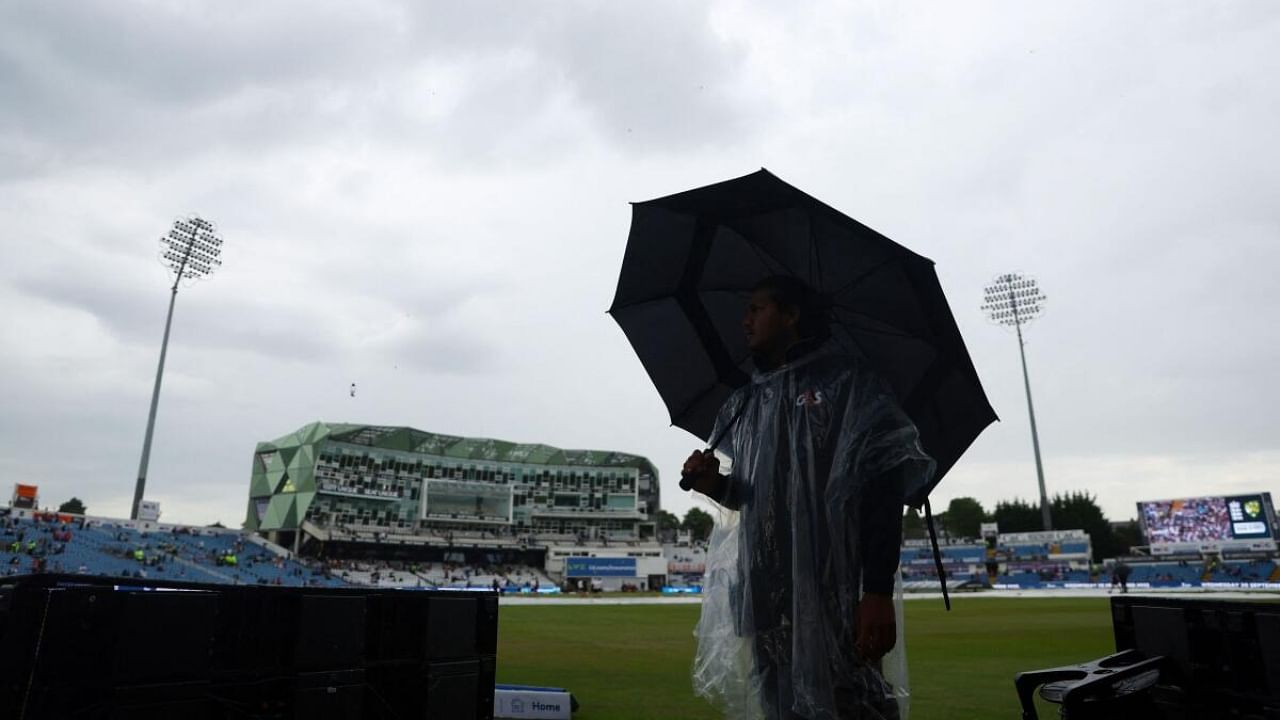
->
xmin=993 ymin=580 xmax=1280 ymax=591
xmin=317 ymin=483 xmax=401 ymax=500
xmin=907 ymin=557 xmax=978 ymax=566
xmin=137 ymin=500 xmax=161 ymax=522
xmin=1152 ymin=540 xmax=1273 ymax=555
xmin=999 ymin=529 xmax=1089 ymax=544
xmin=564 ymin=556 xmax=636 ymax=577
xmin=994 ymin=581 xmax=1159 ymax=590
xmin=1202 ymin=581 xmax=1280 ymax=590
xmin=980 ymin=522 xmax=999 ymax=538
xmin=495 ymin=687 xmax=572 ymax=719
xmin=1006 ymin=562 xmax=1077 ymax=572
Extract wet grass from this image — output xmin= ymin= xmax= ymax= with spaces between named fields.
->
xmin=496 ymin=596 xmax=1115 ymax=719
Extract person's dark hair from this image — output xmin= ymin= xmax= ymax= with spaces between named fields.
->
xmin=753 ymin=275 xmax=831 ymax=341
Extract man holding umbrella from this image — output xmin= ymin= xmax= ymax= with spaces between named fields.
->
xmin=609 ymin=169 xmax=995 ymax=720
xmin=682 ymin=275 xmax=932 ymax=720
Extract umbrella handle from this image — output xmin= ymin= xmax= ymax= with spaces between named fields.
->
xmin=678 ymin=400 xmax=746 ymax=492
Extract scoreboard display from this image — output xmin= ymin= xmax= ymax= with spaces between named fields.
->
xmin=1224 ymin=494 xmax=1272 ymax=539
xmin=1138 ymin=493 xmax=1276 ymax=547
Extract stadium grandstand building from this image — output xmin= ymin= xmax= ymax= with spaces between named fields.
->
xmin=897 ymin=529 xmax=1100 ymax=591
xmin=987 ymin=529 xmax=1097 ymax=589
xmin=245 ymin=422 xmax=666 ymax=585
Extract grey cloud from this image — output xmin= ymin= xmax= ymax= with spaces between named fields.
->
xmin=535 ymin=3 xmax=755 ymax=149
xmin=10 ymin=270 xmax=339 ymax=364
xmin=0 ymin=2 xmax=399 ymax=106
xmin=381 ymin=321 xmax=501 ymax=376
xmin=0 ymin=0 xmax=761 ymax=176
xmin=0 ymin=2 xmax=406 ymax=173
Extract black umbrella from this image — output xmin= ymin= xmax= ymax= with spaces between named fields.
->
xmin=608 ymin=168 xmax=997 ymax=507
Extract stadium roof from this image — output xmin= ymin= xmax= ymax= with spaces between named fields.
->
xmin=257 ymin=421 xmax=658 ymax=473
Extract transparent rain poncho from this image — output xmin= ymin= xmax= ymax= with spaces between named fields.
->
xmin=692 ymin=343 xmax=935 ymax=720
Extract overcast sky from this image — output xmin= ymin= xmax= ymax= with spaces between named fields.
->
xmin=2 ymin=1 xmax=1277 ymax=529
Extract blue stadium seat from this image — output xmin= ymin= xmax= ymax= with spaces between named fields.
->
xmin=0 ymin=518 xmax=346 ymax=588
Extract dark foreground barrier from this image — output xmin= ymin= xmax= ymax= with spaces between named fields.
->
xmin=0 ymin=574 xmax=497 ymax=719
xmin=1016 ymin=595 xmax=1280 ymax=719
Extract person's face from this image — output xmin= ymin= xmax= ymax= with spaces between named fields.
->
xmin=743 ymin=288 xmax=799 ymax=356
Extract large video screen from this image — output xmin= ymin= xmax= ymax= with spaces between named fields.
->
xmin=1138 ymin=494 xmax=1274 ymax=545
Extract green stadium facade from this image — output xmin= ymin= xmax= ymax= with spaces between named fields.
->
xmin=246 ymin=422 xmax=661 ymax=549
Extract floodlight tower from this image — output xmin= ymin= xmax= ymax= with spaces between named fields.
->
xmin=132 ymin=217 xmax=223 ymax=520
xmin=981 ymin=273 xmax=1052 ymax=530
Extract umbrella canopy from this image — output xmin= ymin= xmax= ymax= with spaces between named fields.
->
xmin=608 ymin=169 xmax=996 ymax=505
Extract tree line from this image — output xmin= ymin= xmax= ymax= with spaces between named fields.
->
xmin=902 ymin=492 xmax=1143 ymax=562
xmin=657 ymin=508 xmax=714 ymax=542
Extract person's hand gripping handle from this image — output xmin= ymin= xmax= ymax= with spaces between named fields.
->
xmin=678 ymin=401 xmax=744 ymax=496
xmin=680 ymin=449 xmax=723 ymax=496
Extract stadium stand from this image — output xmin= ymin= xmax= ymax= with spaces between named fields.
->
xmin=1097 ymin=561 xmax=1203 ymax=587
xmin=7 ymin=497 xmax=1276 ymax=594
xmin=898 ymin=542 xmax=991 ymax=590
xmin=0 ymin=510 xmax=345 ymax=587
xmin=332 ymin=560 xmax=555 ymax=591
xmin=902 ymin=543 xmax=987 ymax=564
xmin=665 ymin=542 xmax=708 ymax=589
xmin=1207 ymin=559 xmax=1276 ymax=582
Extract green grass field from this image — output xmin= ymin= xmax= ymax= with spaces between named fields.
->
xmin=496 ymin=597 xmax=1114 ymax=719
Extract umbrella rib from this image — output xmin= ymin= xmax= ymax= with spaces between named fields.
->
xmin=736 ymin=222 xmax=816 ymax=288
xmin=807 ymin=220 xmax=814 ymax=288
xmin=829 ymin=258 xmax=896 ymax=298
xmin=830 ymin=307 xmax=921 ymax=340
xmin=745 ymin=234 xmax=787 ymax=278
xmin=677 ymin=220 xmax=752 ymax=394
xmin=828 ymin=326 xmax=865 ymax=363
xmin=810 ymin=217 xmax=823 ymax=293
xmin=607 ymin=294 xmax=682 ymax=313
xmin=668 ymin=372 xmax=743 ymax=430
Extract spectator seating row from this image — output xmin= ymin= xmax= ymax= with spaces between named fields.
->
xmin=999 ymin=541 xmax=1090 ymax=559
xmin=0 ymin=516 xmax=345 ymax=588
xmin=1204 ymin=559 xmax=1275 ymax=583
xmin=1102 ymin=562 xmax=1203 ymax=585
xmin=901 ymin=544 xmax=986 ymax=564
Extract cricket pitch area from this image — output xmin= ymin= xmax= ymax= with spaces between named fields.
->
xmin=496 ymin=594 xmax=1121 ymax=719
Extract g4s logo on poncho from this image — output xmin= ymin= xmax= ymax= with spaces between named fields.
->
xmin=796 ymin=389 xmax=832 ymax=449
xmin=795 ymin=390 xmax=825 ymax=407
